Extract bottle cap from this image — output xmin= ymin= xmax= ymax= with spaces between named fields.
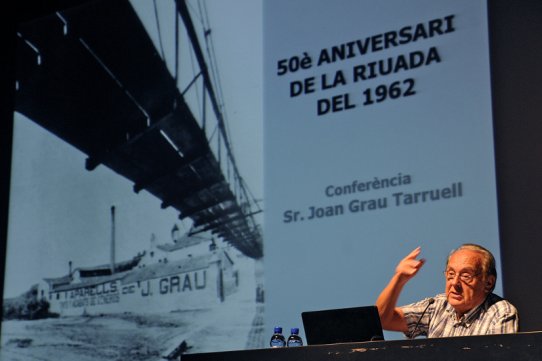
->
xmin=274 ymin=326 xmax=283 ymax=333
xmin=291 ymin=327 xmax=299 ymax=334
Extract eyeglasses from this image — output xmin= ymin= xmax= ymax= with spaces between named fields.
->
xmin=444 ymin=270 xmax=480 ymax=283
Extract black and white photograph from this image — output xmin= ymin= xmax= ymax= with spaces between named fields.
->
xmin=2 ymin=0 xmax=264 ymax=359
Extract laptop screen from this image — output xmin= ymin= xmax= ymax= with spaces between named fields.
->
xmin=301 ymin=305 xmax=384 ymax=345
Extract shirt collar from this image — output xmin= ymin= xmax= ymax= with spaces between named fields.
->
xmin=445 ymin=296 xmax=488 ymax=327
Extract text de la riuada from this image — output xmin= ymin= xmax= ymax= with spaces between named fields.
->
xmin=352 ymin=46 xmax=441 ymax=82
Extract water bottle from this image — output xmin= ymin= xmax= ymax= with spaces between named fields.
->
xmin=269 ymin=326 xmax=286 ymax=347
xmin=287 ymin=327 xmax=303 ymax=347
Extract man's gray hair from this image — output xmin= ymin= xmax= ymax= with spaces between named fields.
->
xmin=447 ymin=243 xmax=497 ymax=291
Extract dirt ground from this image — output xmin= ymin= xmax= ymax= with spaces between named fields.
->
xmin=1 ymin=312 xmax=196 ymax=361
xmin=1 ymin=303 xmax=265 ymax=361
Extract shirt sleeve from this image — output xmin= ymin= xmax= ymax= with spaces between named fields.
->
xmin=487 ymin=301 xmax=519 ymax=334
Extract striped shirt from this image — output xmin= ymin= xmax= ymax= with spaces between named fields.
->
xmin=400 ymin=293 xmax=519 ymax=338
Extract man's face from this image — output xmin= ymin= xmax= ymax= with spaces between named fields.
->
xmin=444 ymin=249 xmax=494 ymax=317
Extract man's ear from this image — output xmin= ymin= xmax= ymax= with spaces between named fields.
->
xmin=485 ymin=275 xmax=496 ymax=293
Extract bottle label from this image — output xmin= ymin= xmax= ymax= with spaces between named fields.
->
xmin=270 ymin=335 xmax=286 ymax=347
xmin=287 ymin=336 xmax=303 ymax=347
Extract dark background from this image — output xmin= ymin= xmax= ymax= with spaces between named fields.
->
xmin=489 ymin=0 xmax=542 ymax=331
xmin=1 ymin=0 xmax=541 ymax=332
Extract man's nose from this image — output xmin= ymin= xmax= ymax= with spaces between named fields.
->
xmin=450 ymin=274 xmax=463 ymax=288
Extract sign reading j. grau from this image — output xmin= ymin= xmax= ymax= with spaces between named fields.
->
xmin=54 ymin=270 xmax=208 ymax=312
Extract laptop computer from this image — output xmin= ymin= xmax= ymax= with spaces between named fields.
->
xmin=301 ymin=305 xmax=384 ymax=345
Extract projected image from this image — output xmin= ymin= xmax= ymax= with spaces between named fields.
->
xmin=263 ymin=0 xmax=502 ymax=341
xmin=2 ymin=0 xmax=264 ymax=359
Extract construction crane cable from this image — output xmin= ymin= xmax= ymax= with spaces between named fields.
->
xmin=152 ymin=0 xmax=167 ymax=62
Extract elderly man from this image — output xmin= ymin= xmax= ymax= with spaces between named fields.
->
xmin=376 ymin=243 xmax=518 ymax=338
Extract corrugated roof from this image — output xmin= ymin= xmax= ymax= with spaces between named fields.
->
xmin=121 ymin=254 xmax=212 ymax=284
